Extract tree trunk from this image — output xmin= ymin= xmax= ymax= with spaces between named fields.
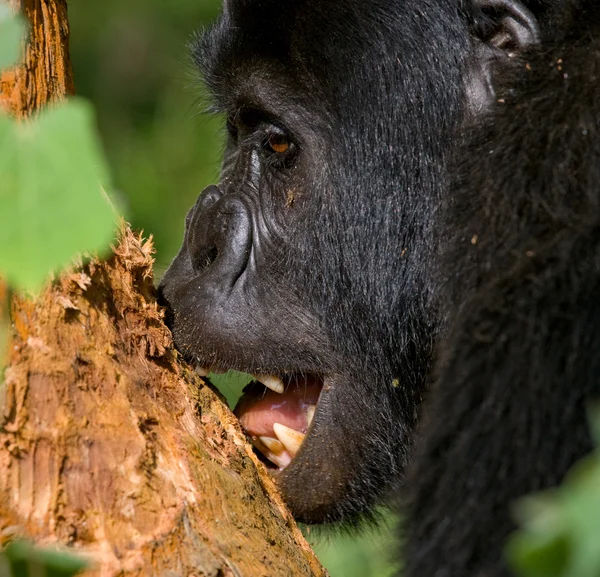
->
xmin=0 ymin=3 xmax=325 ymax=576
xmin=0 ymin=0 xmax=74 ymax=117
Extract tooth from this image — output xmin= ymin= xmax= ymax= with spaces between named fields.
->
xmin=264 ymin=450 xmax=292 ymax=469
xmin=254 ymin=374 xmax=285 ymax=394
xmin=195 ymin=366 xmax=226 ymax=377
xmin=306 ymin=405 xmax=316 ymax=427
xmin=258 ymin=436 xmax=285 ymax=454
xmin=273 ymin=423 xmax=305 ymax=457
xmin=252 ymin=437 xmax=291 ymax=468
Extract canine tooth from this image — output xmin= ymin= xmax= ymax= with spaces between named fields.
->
xmin=306 ymin=405 xmax=316 ymax=427
xmin=258 ymin=436 xmax=286 ymax=454
xmin=273 ymin=423 xmax=305 ymax=457
xmin=255 ymin=374 xmax=285 ymax=394
xmin=252 ymin=438 xmax=291 ymax=468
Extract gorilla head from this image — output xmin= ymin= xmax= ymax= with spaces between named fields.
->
xmin=159 ymin=0 xmax=545 ymax=523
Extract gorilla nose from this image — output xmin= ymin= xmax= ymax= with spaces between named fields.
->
xmin=185 ymin=185 xmax=252 ymax=286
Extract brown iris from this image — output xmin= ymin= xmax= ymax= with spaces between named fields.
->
xmin=268 ymin=133 xmax=290 ymax=154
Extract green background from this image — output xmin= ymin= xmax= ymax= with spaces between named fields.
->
xmin=67 ymin=0 xmax=396 ymax=575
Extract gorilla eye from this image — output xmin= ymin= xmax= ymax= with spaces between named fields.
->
xmin=267 ymin=133 xmax=290 ymax=154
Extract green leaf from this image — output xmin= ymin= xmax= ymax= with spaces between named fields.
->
xmin=0 ymin=98 xmax=118 ymax=292
xmin=2 ymin=540 xmax=88 ymax=577
xmin=506 ymin=414 xmax=600 ymax=577
xmin=587 ymin=405 xmax=600 ymax=447
xmin=506 ymin=520 xmax=570 ymax=577
xmin=0 ymin=5 xmax=26 ymax=70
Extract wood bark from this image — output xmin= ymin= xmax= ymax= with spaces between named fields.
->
xmin=0 ymin=2 xmax=326 ymax=576
xmin=0 ymin=0 xmax=74 ymax=117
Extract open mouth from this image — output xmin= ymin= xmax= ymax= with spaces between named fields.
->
xmin=197 ymin=368 xmax=323 ymax=469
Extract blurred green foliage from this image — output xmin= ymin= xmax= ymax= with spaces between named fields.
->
xmin=0 ymin=4 xmax=25 ymax=70
xmin=66 ymin=2 xmax=398 ymax=575
xmin=307 ymin=518 xmax=398 ymax=577
xmin=69 ymin=0 xmax=224 ymax=274
xmin=0 ymin=99 xmax=116 ymax=292
xmin=1 ymin=540 xmax=87 ymax=577
xmin=507 ymin=411 xmax=600 ymax=577
xmin=209 ymin=370 xmax=253 ymax=408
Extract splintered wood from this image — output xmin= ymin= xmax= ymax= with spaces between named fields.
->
xmin=0 ymin=227 xmax=325 ymax=577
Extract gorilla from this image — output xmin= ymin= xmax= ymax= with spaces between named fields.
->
xmin=158 ymin=0 xmax=600 ymax=574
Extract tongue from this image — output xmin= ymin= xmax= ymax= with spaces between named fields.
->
xmin=233 ymin=376 xmax=322 ymax=438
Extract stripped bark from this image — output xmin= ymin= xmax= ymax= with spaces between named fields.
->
xmin=0 ymin=0 xmax=73 ymax=118
xmin=0 ymin=2 xmax=325 ymax=576
xmin=0 ymin=229 xmax=325 ymax=577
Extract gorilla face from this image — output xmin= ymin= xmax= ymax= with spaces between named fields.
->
xmin=159 ymin=0 xmax=471 ymax=523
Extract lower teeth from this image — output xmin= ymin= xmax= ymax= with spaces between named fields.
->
xmin=253 ymin=437 xmax=291 ymax=468
xmin=252 ymin=424 xmax=307 ymax=469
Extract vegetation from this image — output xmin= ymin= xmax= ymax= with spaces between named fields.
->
xmin=507 ymin=410 xmax=600 ymax=577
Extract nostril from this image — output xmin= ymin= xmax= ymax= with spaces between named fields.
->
xmin=192 ymin=244 xmax=219 ymax=274
xmin=185 ymin=193 xmax=252 ymax=286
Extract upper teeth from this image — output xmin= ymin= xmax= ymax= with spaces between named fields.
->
xmin=306 ymin=405 xmax=316 ymax=427
xmin=195 ymin=366 xmax=226 ymax=377
xmin=254 ymin=374 xmax=285 ymax=394
xmin=195 ymin=369 xmax=285 ymax=394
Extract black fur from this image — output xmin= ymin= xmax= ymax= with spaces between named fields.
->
xmin=158 ymin=0 xmax=600 ymax=574
xmin=405 ymin=5 xmax=600 ymax=574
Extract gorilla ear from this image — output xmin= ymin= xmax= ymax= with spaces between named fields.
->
xmin=466 ymin=0 xmax=541 ymax=112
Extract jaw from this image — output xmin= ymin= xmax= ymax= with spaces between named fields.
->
xmin=277 ymin=370 xmax=417 ymax=524
xmin=160 ymin=261 xmax=425 ymax=523
xmin=276 ymin=373 xmax=361 ymax=523
xmin=232 ymin=369 xmax=372 ymax=523
xmin=203 ymin=363 xmax=417 ymax=524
